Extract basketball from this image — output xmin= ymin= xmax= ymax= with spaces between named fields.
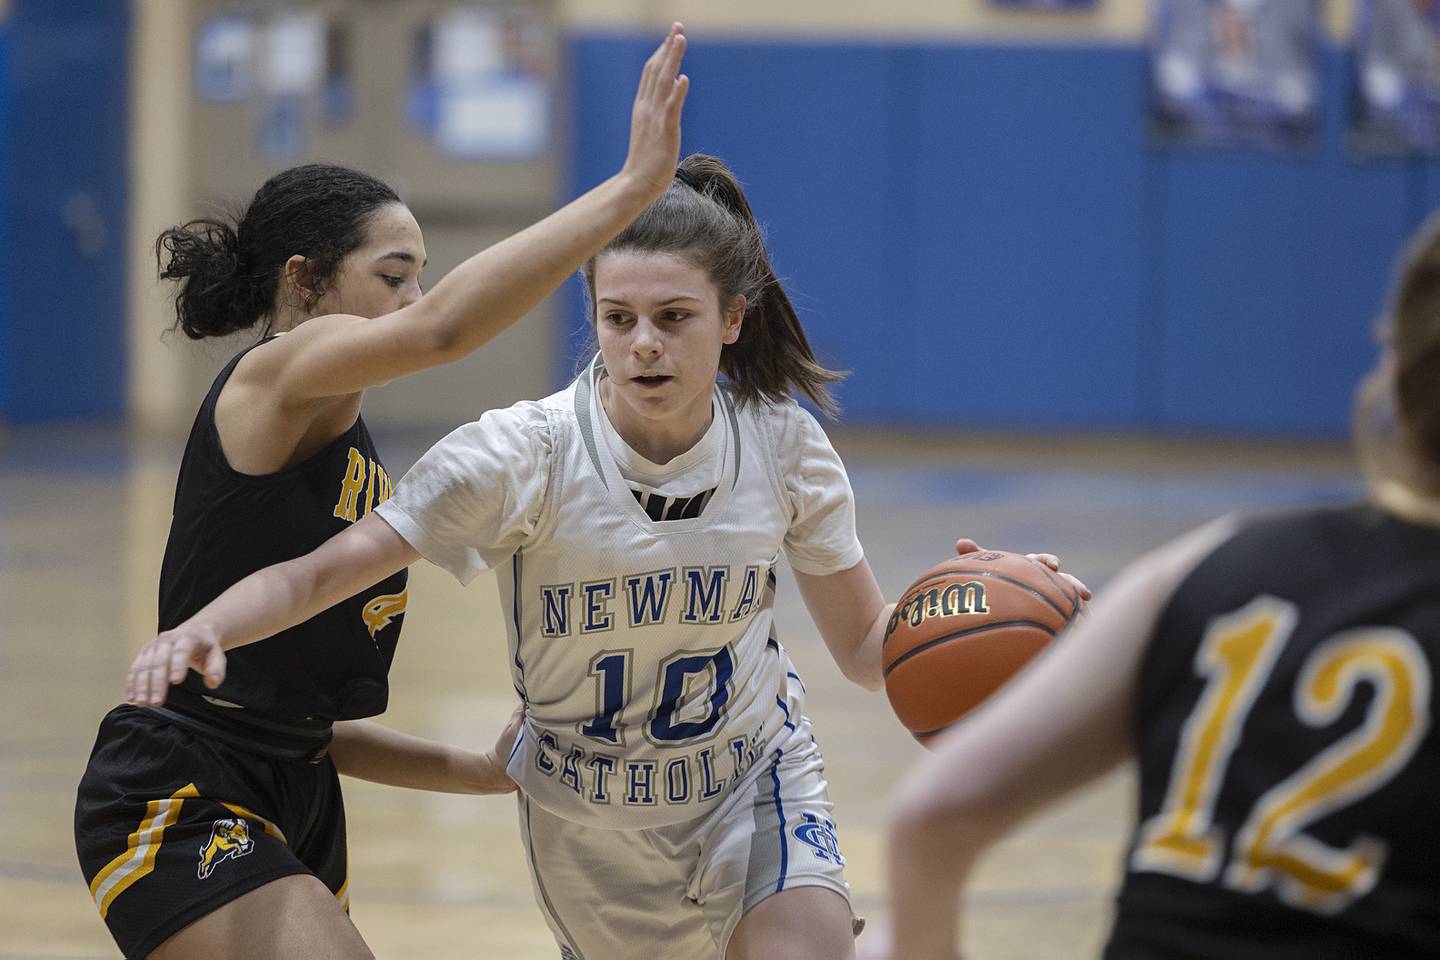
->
xmin=882 ymin=551 xmax=1082 ymax=742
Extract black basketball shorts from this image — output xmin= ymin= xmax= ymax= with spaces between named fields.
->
xmin=74 ymin=706 xmax=348 ymax=959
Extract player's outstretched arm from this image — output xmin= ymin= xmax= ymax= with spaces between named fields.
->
xmin=882 ymin=518 xmax=1236 ymax=960
xmin=329 ymin=705 xmax=523 ymax=795
xmin=250 ymin=24 xmax=691 ymax=405
xmin=125 ymin=513 xmax=419 ymax=707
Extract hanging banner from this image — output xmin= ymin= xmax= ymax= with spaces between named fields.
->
xmin=1351 ymin=0 xmax=1440 ymax=155
xmin=1149 ymin=0 xmax=1321 ymax=149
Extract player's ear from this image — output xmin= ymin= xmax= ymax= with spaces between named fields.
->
xmin=722 ymin=295 xmax=746 ymax=345
xmin=282 ymin=255 xmax=324 ymax=311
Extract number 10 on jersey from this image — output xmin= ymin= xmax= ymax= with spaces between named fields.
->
xmin=581 ymin=646 xmax=736 ymax=747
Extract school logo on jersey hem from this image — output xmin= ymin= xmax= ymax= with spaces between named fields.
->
xmin=793 ymin=813 xmax=844 ymax=865
xmin=197 ymin=818 xmax=255 ymax=879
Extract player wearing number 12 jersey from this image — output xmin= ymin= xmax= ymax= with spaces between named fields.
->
xmin=880 ymin=215 xmax=1440 ymax=960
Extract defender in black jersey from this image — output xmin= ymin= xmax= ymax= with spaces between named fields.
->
xmin=880 ymin=213 xmax=1440 ymax=960
xmin=78 ymin=33 xmax=691 ymax=958
xmin=76 ymin=341 xmax=405 ymax=957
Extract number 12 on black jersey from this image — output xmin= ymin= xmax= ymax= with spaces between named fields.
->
xmin=1131 ymin=595 xmax=1431 ymax=915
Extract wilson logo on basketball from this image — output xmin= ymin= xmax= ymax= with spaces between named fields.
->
xmin=886 ymin=580 xmax=990 ymax=638
xmin=197 ymin=818 xmax=254 ymax=880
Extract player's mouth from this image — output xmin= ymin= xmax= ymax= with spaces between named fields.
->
xmin=631 ymin=374 xmax=672 ymax=389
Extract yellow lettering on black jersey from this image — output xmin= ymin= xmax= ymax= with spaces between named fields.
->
xmin=334 ymin=448 xmax=394 ymax=523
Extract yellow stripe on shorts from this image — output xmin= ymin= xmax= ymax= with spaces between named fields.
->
xmin=220 ymin=802 xmax=287 ymax=845
xmin=89 ymin=782 xmax=200 ymax=918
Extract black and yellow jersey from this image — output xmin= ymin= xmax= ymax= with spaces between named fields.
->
xmin=1108 ymin=503 xmax=1440 ymax=959
xmin=158 ymin=338 xmax=407 ymax=725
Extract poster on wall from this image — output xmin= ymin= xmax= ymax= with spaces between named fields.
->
xmin=1350 ymin=0 xmax=1440 ymax=155
xmin=195 ymin=15 xmax=257 ymax=103
xmin=408 ymin=6 xmax=551 ymax=160
xmin=256 ymin=10 xmax=325 ymax=160
xmin=1149 ymin=0 xmax=1321 ymax=149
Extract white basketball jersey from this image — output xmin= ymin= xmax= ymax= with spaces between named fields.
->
xmin=379 ymin=356 xmax=861 ymax=829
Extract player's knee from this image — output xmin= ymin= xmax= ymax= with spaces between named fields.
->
xmin=727 ymin=888 xmax=856 ymax=960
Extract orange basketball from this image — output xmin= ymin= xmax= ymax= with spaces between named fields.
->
xmin=882 ymin=550 xmax=1081 ymax=742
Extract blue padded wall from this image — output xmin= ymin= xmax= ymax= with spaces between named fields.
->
xmin=0 ymin=18 xmax=10 ymax=419
xmin=9 ymin=0 xmax=129 ymax=422
xmin=905 ymin=45 xmax=1150 ymax=430
xmin=1156 ymin=48 xmax=1405 ymax=435
xmin=567 ymin=36 xmax=904 ymax=418
xmin=570 ymin=34 xmax=1426 ymax=437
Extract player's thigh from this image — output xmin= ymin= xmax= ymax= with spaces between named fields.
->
xmin=149 ymin=873 xmax=372 ymax=960
xmin=726 ymin=885 xmax=855 ymax=960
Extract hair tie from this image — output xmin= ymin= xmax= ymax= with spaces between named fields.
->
xmin=674 ymin=168 xmax=701 ymax=192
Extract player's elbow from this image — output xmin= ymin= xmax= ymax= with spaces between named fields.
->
xmin=848 ymin=662 xmax=884 ymax=692
xmin=891 ymin=761 xmax=1012 ymax=860
xmin=834 ymin=646 xmax=883 ymax=691
xmin=397 ymin=300 xmax=475 ymax=367
xmin=887 ymin=787 xmax=992 ymax=886
xmin=417 ymin=314 xmax=472 ymax=366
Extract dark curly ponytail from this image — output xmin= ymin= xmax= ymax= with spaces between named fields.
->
xmin=156 ymin=163 xmax=400 ymax=340
xmin=582 ymin=153 xmax=845 ymax=418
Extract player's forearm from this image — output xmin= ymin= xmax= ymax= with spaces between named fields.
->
xmin=330 ymin=719 xmax=514 ymax=795
xmin=416 ymin=172 xmax=659 ymax=361
xmin=797 ymin=563 xmax=889 ymax=692
xmin=184 ymin=557 xmax=329 ymax=654
xmin=845 ymin=602 xmax=893 ymax=692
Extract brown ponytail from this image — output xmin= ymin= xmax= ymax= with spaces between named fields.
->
xmin=583 ymin=153 xmax=845 ymax=417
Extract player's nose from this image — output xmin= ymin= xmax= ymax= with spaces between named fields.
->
xmin=632 ymin=318 xmax=662 ymax=355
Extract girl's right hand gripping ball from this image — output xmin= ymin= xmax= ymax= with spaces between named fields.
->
xmin=882 ymin=550 xmax=1082 ymax=743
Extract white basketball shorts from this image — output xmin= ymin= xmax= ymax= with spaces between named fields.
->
xmin=516 ymin=708 xmax=857 ymax=960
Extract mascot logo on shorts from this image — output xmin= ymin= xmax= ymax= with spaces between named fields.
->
xmin=197 ymin=818 xmax=255 ymax=880
xmin=362 ymin=590 xmax=409 ymax=638
xmin=793 ymin=813 xmax=845 ymax=866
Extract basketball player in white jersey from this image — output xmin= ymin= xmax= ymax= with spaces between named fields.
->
xmin=125 ymin=153 xmax=1085 ymax=959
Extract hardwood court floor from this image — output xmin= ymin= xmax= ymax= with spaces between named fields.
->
xmin=0 ymin=425 xmax=1360 ymax=959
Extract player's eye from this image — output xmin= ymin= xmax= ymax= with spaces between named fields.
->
xmin=660 ymin=310 xmax=689 ymax=323
xmin=381 ymin=275 xmax=404 ymax=288
xmin=603 ymin=311 xmax=631 ymax=326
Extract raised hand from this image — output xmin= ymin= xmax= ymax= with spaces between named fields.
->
xmin=126 ymin=623 xmax=228 ymax=707
xmin=621 ymin=22 xmax=690 ymax=199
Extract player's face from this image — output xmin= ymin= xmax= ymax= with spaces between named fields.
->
xmin=309 ymin=203 xmax=427 ymax=320
xmin=593 ymin=250 xmax=743 ymax=454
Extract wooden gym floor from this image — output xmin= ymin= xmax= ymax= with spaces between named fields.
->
xmin=0 ymin=424 xmax=1360 ymax=959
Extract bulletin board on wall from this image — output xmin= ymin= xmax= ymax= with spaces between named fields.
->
xmin=181 ymin=0 xmax=567 ymax=427
xmin=188 ymin=0 xmax=561 ymax=214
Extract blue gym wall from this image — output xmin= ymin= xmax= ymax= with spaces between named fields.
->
xmin=3 ymin=0 xmax=129 ymax=423
xmin=0 ymin=14 xmax=10 ymax=419
xmin=0 ymin=21 xmax=1417 ymax=435
xmin=571 ymin=35 xmax=1421 ymax=436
